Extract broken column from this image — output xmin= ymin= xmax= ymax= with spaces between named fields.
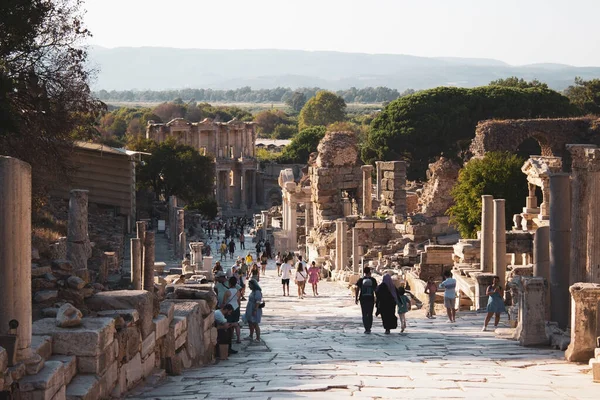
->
xmin=0 ymin=157 xmax=32 ymax=360
xmin=130 ymin=238 xmax=142 ymax=290
xmin=289 ymin=199 xmax=297 ymax=251
xmin=493 ymin=199 xmax=507 ymax=286
xmin=176 ymin=208 xmax=185 ymax=259
xmin=549 ymin=173 xmax=571 ymax=329
xmin=379 ymin=161 xmax=407 ymax=221
xmin=565 ymin=283 xmax=600 ymax=362
xmin=190 ymin=242 xmax=203 ymax=270
xmin=361 ymin=165 xmax=373 ymax=217
xmin=375 ymin=161 xmax=382 ymax=202
xmin=336 ymin=219 xmax=348 ymax=271
xmin=168 ymin=195 xmax=177 ymax=243
xmin=514 ymin=276 xmax=548 ymax=347
xmin=533 ymin=225 xmax=551 ymax=320
xmin=352 ymin=227 xmax=360 ymax=274
xmin=66 ymin=189 xmax=91 ymax=272
xmin=480 ymin=195 xmax=494 ymax=273
xmin=143 ymin=231 xmax=155 ymax=292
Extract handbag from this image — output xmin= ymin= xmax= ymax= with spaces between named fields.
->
xmin=259 ymin=301 xmax=266 ymax=309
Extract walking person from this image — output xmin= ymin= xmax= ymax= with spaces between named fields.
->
xmin=396 ymin=286 xmax=411 ymax=333
xmin=244 ymin=279 xmax=263 ymax=342
xmin=298 ymin=255 xmax=307 ymax=296
xmin=222 ymin=277 xmax=242 ymax=343
xmin=295 ymin=262 xmax=307 ymax=299
xmin=275 ymin=252 xmax=282 ymax=276
xmin=260 ymin=251 xmax=268 ymax=275
xmin=440 ymin=270 xmax=457 ymax=323
xmin=375 ymin=274 xmax=398 ymax=334
xmin=228 ymin=238 xmax=236 ymax=260
xmin=255 ymin=240 xmax=262 ymax=261
xmin=424 ymin=276 xmax=438 ymax=319
xmin=265 ymin=240 xmax=272 ymax=259
xmin=482 ymin=276 xmax=506 ymax=331
xmin=239 ymin=232 xmax=245 ymax=250
xmin=219 ymin=240 xmax=227 ymax=261
xmin=249 ymin=263 xmax=260 ymax=282
xmin=355 ymin=267 xmax=377 ymax=334
xmin=280 ymin=257 xmax=293 ymax=296
xmin=308 ymin=261 xmax=320 ymax=296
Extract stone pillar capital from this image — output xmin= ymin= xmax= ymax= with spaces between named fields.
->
xmin=361 ymin=165 xmax=374 ymax=173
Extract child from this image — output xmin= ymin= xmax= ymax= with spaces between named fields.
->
xmin=424 ymin=276 xmax=437 ymax=319
xmin=396 ymin=286 xmax=410 ymax=333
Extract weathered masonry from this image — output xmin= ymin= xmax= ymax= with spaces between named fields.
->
xmin=147 ymin=118 xmax=261 ymax=215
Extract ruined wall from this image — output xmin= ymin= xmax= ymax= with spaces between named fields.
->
xmin=417 ymin=157 xmax=461 ymax=217
xmin=470 ymin=117 xmax=600 ymax=160
xmin=377 ymin=161 xmax=407 ymax=218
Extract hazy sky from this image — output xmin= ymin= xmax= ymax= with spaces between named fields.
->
xmin=84 ymin=0 xmax=600 ymax=66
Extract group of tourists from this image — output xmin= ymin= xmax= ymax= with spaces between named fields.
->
xmin=277 ymin=254 xmax=321 ymax=298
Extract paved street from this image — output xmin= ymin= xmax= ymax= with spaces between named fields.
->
xmin=129 ymin=251 xmax=597 ymax=399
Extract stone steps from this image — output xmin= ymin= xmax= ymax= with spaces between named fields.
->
xmin=19 ymin=360 xmax=64 ymax=400
xmin=65 ymin=375 xmax=100 ymax=400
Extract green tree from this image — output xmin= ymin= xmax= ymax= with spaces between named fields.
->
xmin=272 ymin=124 xmax=297 ymax=139
xmin=564 ymin=77 xmax=600 ymax=114
xmin=129 ymin=137 xmax=215 ymax=203
xmin=277 ymin=126 xmax=326 ymax=164
xmin=447 ymin=152 xmax=528 ymax=238
xmin=286 ymin=91 xmax=307 ymax=112
xmin=489 ymin=77 xmax=548 ymax=89
xmin=363 ymin=86 xmax=577 ymax=181
xmin=298 ymin=91 xmax=346 ymax=130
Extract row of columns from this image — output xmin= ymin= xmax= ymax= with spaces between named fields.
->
xmin=216 ymin=168 xmax=258 ymax=212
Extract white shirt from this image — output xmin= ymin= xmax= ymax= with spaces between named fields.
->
xmin=214 ymin=309 xmax=227 ymax=325
xmin=295 ymin=270 xmax=307 ymax=282
xmin=225 ymin=288 xmax=239 ymax=310
xmin=281 ymin=262 xmax=293 ymax=279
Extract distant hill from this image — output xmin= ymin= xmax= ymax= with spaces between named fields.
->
xmin=88 ymin=46 xmax=600 ymax=91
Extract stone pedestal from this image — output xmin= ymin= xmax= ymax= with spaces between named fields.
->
xmin=0 ymin=157 xmax=32 ymax=360
xmin=190 ymin=242 xmax=203 ymax=270
xmin=480 ymin=195 xmax=494 ymax=273
xmin=493 ymin=199 xmax=507 ymax=286
xmin=203 ymin=256 xmax=214 ymax=280
xmin=549 ymin=173 xmax=571 ymax=329
xmin=514 ymin=277 xmax=548 ymax=347
xmin=361 ymin=165 xmax=373 ymax=217
xmin=565 ymin=283 xmax=600 ymax=362
xmin=143 ymin=232 xmax=155 ymax=292
xmin=131 ymin=238 xmax=142 ymax=290
xmin=67 ymin=189 xmax=91 ymax=271
xmin=474 ymin=273 xmax=495 ymax=311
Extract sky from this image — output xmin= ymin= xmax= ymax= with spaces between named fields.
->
xmin=83 ymin=0 xmax=600 ymax=67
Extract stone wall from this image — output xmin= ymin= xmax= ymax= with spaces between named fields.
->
xmin=378 ymin=161 xmax=407 ymax=218
xmin=417 ymin=157 xmax=461 ymax=217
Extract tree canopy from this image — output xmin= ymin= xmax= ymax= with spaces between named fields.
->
xmin=277 ymin=126 xmax=326 ymax=164
xmin=447 ymin=152 xmax=528 ymax=238
xmin=489 ymin=77 xmax=548 ymax=89
xmin=298 ymin=91 xmax=347 ymax=130
xmin=564 ymin=77 xmax=600 ymax=115
xmin=362 ymin=86 xmax=577 ymax=180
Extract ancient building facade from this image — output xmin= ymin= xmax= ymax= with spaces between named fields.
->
xmin=146 ymin=118 xmax=260 ymax=214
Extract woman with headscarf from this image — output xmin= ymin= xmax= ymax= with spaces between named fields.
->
xmin=375 ymin=274 xmax=398 ymax=334
xmin=244 ymin=279 xmax=263 ymax=342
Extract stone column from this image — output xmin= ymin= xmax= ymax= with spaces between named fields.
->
xmin=289 ymin=200 xmax=297 ymax=252
xmin=67 ymin=189 xmax=91 ymax=271
xmin=493 ymin=199 xmax=507 ymax=286
xmin=240 ymin=169 xmax=247 ymax=211
xmin=0 ymin=157 xmax=32 ymax=360
xmin=176 ymin=208 xmax=185 ymax=259
xmin=335 ymin=220 xmax=342 ymax=271
xmin=480 ymin=195 xmax=494 ymax=273
xmin=143 ymin=231 xmax=155 ymax=292
xmin=168 ymin=196 xmax=177 ymax=243
xmin=587 ymin=162 xmax=600 ymax=283
xmin=549 ymin=173 xmax=571 ymax=329
xmin=533 ymin=226 xmax=550 ymax=278
xmin=538 ymin=179 xmax=550 ymax=220
xmin=565 ymin=283 xmax=600 ymax=362
xmin=336 ymin=219 xmax=348 ymax=271
xmin=568 ymin=144 xmax=594 ymax=285
xmin=352 ymin=228 xmax=361 ymax=274
xmin=252 ymin=170 xmax=257 ymax=207
xmin=215 ymin=172 xmax=220 ymax=207
xmin=190 ymin=242 xmax=203 ymax=270
xmin=375 ymin=161 xmax=382 ymax=201
xmin=305 ymin=205 xmax=311 ymax=237
xmin=525 ymin=182 xmax=538 ymax=210
xmin=261 ymin=210 xmax=269 ymax=241
xmin=361 ymin=165 xmax=374 ymax=217
xmin=515 ymin=277 xmax=548 ymax=347
xmin=131 ymin=238 xmax=142 ymax=290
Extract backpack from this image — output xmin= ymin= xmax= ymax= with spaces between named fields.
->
xmin=360 ymin=278 xmax=374 ymax=297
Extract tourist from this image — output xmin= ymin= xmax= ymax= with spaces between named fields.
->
xmin=220 ymin=240 xmax=227 ymax=261
xmin=439 ymin=270 xmax=457 ymax=323
xmin=396 ymin=286 xmax=411 ymax=333
xmin=244 ymin=279 xmax=263 ymax=342
xmin=214 ymin=303 xmax=236 ymax=360
xmin=222 ymin=276 xmax=242 ymax=343
xmin=255 ymin=240 xmax=262 ymax=260
xmin=355 ymin=266 xmax=377 ymax=334
xmin=214 ymin=271 xmax=229 ymax=309
xmin=228 ymin=238 xmax=236 ymax=260
xmin=212 ymin=261 xmax=223 ymax=276
xmin=245 ymin=252 xmax=253 ymax=265
xmin=375 ymin=274 xmax=398 ymax=334
xmin=260 ymin=251 xmax=268 ymax=275
xmin=308 ymin=261 xmax=320 ymax=296
xmin=275 ymin=251 xmax=282 ymax=276
xmin=265 ymin=240 xmax=272 ymax=259
xmin=249 ymin=263 xmax=260 ymax=282
xmin=295 ymin=262 xmax=307 ymax=299
xmin=482 ymin=276 xmax=506 ymax=331
xmin=239 ymin=232 xmax=245 ymax=250
xmin=280 ymin=257 xmax=293 ymax=296
xmin=424 ymin=276 xmax=438 ymax=319
xmin=298 ymin=255 xmax=308 ymax=296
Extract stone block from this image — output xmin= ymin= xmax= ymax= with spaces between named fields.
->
xmin=0 ymin=347 xmax=7 ymax=372
xmin=77 ymin=339 xmax=117 ymax=374
xmin=202 ymin=313 xmax=215 ymax=332
xmin=174 ymin=331 xmax=187 ymax=351
xmin=141 ymin=332 xmax=156 ymax=360
xmin=111 ymin=365 xmax=127 ymax=398
xmin=197 ymin=300 xmax=211 ymax=317
xmin=19 ymin=361 xmax=64 ymax=397
xmin=159 ymin=302 xmax=175 ymax=321
xmin=124 ymin=352 xmax=143 ymax=390
xmin=32 ymin=317 xmax=115 ymax=357
xmin=142 ymin=351 xmax=155 ymax=378
xmin=48 ymin=355 xmax=76 ymax=386
xmin=98 ymin=360 xmax=118 ymax=398
xmin=115 ymin=326 xmax=142 ymax=363
xmin=55 ymin=303 xmax=83 ymax=328
xmin=85 ymin=290 xmax=155 ymax=339
xmin=66 ymin=374 xmax=100 ymax=400
xmin=565 ymin=282 xmax=600 ymax=362
xmin=31 ymin=265 xmax=52 ymax=278
xmin=592 ymin=359 xmax=600 ymax=383
xmin=153 ymin=315 xmax=169 ymax=340
xmin=96 ymin=309 xmax=140 ymax=328
xmin=31 ymin=335 xmax=53 ymax=361
xmin=67 ymin=276 xmax=86 ymax=290
xmin=34 ymin=290 xmax=58 ymax=303
xmin=169 ymin=316 xmax=187 ymax=339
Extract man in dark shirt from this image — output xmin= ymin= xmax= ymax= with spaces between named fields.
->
xmin=355 ymin=267 xmax=377 ymax=334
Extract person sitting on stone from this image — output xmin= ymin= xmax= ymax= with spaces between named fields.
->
xmin=214 ymin=303 xmax=237 ymax=360
xmin=212 ymin=261 xmax=223 ymax=276
xmin=182 ymin=253 xmax=194 ymax=275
